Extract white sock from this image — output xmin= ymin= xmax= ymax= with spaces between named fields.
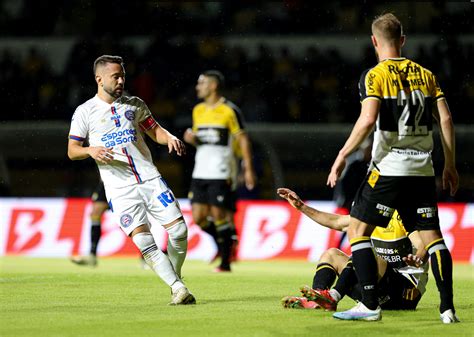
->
xmin=329 ymin=289 xmax=341 ymax=302
xmin=132 ymin=232 xmax=182 ymax=288
xmin=166 ymin=219 xmax=188 ymax=279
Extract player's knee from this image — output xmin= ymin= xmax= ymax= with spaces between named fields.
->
xmin=132 ymin=232 xmax=156 ymax=252
xmin=167 ymin=219 xmax=188 ymax=241
xmin=319 ymin=248 xmax=339 ymax=263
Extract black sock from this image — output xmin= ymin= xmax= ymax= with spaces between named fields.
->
xmin=216 ymin=222 xmax=232 ymax=270
xmin=350 ymin=236 xmax=378 ymax=310
xmin=230 ymin=221 xmax=238 ymax=243
xmin=333 ymin=260 xmax=359 ymax=299
xmin=90 ymin=221 xmax=101 ymax=256
xmin=201 ymin=220 xmax=218 ymax=243
xmin=312 ymin=263 xmax=338 ymax=290
xmin=427 ymin=239 xmax=454 ymax=313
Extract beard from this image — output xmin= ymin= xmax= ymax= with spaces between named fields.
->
xmin=104 ymin=86 xmax=123 ymax=99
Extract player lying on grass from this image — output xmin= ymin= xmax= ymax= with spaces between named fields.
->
xmin=277 ymin=188 xmax=428 ymax=313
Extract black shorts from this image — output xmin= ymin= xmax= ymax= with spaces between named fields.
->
xmin=346 ymin=266 xmax=421 ymax=310
xmin=378 ymin=267 xmax=422 ymax=310
xmin=91 ymin=181 xmax=107 ymax=203
xmin=189 ymin=179 xmax=234 ymax=210
xmin=350 ymin=172 xmax=440 ymax=232
xmin=229 ymin=190 xmax=237 ymax=213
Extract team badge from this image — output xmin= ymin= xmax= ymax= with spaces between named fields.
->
xmin=368 ymin=169 xmax=380 ymax=188
xmin=120 ymin=214 xmax=133 ymax=228
xmin=125 ymin=109 xmax=135 ymax=121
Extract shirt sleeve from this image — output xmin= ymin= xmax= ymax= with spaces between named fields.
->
xmin=135 ymin=98 xmax=158 ymax=131
xmin=191 ymin=106 xmax=198 ymax=132
xmin=429 ymin=73 xmax=445 ymax=101
xmin=228 ymin=109 xmax=243 ymax=135
xmin=68 ymin=106 xmax=88 ymax=141
xmin=359 ymin=68 xmax=382 ymax=102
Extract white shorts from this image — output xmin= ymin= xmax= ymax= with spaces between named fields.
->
xmin=104 ymin=176 xmax=183 ymax=236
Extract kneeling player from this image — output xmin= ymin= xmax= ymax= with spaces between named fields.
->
xmin=277 ymin=188 xmax=428 ymax=312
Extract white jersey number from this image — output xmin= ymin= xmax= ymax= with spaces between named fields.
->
xmin=397 ymin=89 xmax=428 ymax=136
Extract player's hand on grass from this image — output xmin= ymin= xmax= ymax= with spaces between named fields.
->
xmin=168 ymin=136 xmax=186 ymax=156
xmin=89 ymin=146 xmax=114 ymax=164
xmin=277 ymin=188 xmax=304 ymax=210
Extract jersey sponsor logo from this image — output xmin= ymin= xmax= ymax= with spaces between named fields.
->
xmin=120 ymin=213 xmax=133 ymax=228
xmin=124 ymin=109 xmax=135 ymax=121
xmin=391 ymin=148 xmax=430 ymax=156
xmin=376 ymin=203 xmax=395 ymax=218
xmin=367 ymin=73 xmax=376 ymax=93
xmin=157 ymin=190 xmax=175 ymax=207
xmin=379 ymin=254 xmax=402 ymax=264
xmin=110 ymin=106 xmax=121 ymax=127
xmin=101 ymin=129 xmax=137 ymax=148
xmin=374 ymin=247 xmax=398 ymax=255
xmin=196 ymin=127 xmax=229 ymax=146
xmin=387 ymin=63 xmax=421 ymax=75
xmin=417 ymin=207 xmax=437 ymax=219
xmin=110 ymin=114 xmax=122 ymax=127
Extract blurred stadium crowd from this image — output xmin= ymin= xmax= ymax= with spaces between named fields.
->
xmin=0 ymin=1 xmax=473 ymax=200
xmin=1 ymin=1 xmax=473 ymax=126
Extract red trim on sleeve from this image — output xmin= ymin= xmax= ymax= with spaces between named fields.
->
xmin=139 ymin=116 xmax=157 ymax=131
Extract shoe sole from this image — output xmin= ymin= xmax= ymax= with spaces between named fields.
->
xmin=333 ymin=312 xmax=381 ymax=321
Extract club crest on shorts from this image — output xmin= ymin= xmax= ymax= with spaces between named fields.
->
xmin=124 ymin=109 xmax=135 ymax=121
xmin=120 ymin=214 xmax=133 ymax=227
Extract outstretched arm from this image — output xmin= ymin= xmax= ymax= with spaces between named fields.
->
xmin=277 ymin=188 xmax=349 ymax=231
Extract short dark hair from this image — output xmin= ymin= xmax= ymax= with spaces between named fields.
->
xmin=93 ymin=55 xmax=124 ymax=75
xmin=202 ymin=70 xmax=225 ymax=92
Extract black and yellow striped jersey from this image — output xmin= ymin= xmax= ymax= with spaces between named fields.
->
xmin=191 ymin=98 xmax=245 ymax=180
xmin=359 ymin=58 xmax=445 ymax=176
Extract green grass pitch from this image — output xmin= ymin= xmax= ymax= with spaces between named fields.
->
xmin=1 ymin=257 xmax=472 ymax=337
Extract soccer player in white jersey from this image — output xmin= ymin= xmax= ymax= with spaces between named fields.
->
xmin=327 ymin=14 xmax=459 ymax=323
xmin=67 ymin=55 xmax=195 ymax=305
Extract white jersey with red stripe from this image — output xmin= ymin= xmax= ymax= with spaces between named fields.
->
xmin=69 ymin=95 xmax=160 ymax=188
